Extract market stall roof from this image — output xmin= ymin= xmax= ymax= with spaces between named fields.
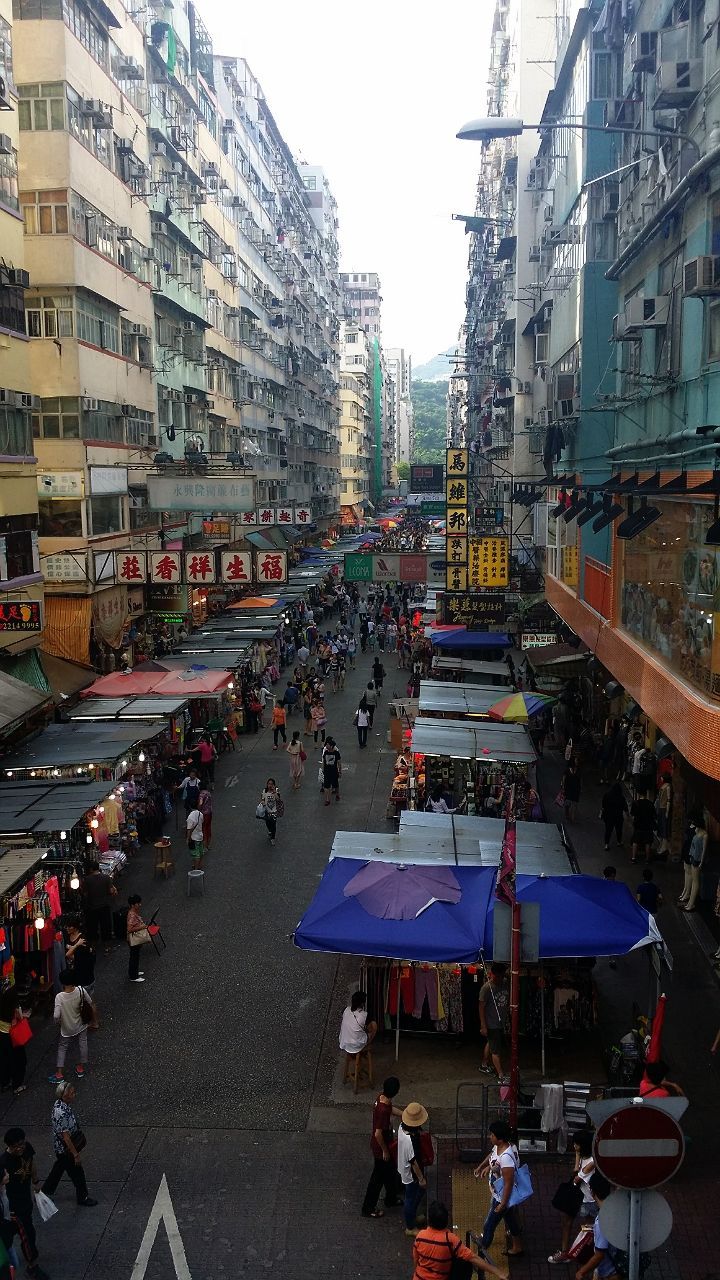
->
xmin=40 ymin=652 xmax=95 ymax=704
xmin=0 ymin=672 xmax=51 ymax=736
xmin=431 ymin=657 xmax=510 ymax=681
xmin=524 ymin=642 xmax=589 ymax=670
xmin=81 ymin=669 xmax=232 ymax=698
xmin=0 ymin=848 xmax=48 ymax=895
xmin=0 ymin=779 xmax=114 ymax=834
xmin=428 ymin=628 xmax=511 ymax=651
xmin=398 ymin=812 xmax=574 ymax=875
xmin=411 ymin=719 xmax=537 ymax=764
xmin=0 ymin=722 xmax=163 ymax=773
xmin=68 ymin=696 xmax=188 ymax=722
xmin=161 ymin=654 xmax=248 ymax=671
xmin=228 ymin=597 xmax=286 ymax=610
xmin=294 ymin=858 xmax=660 ymax=962
xmin=418 ymin=681 xmax=502 ymax=717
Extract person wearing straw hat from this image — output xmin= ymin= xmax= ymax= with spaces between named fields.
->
xmin=397 ymin=1101 xmax=429 ymax=1237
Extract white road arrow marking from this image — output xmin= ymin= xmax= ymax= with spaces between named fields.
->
xmin=130 ymin=1174 xmax=192 ymax=1279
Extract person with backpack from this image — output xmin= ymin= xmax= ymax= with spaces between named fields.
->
xmin=372 ymin=656 xmax=386 ymax=696
xmin=48 ymin=970 xmax=94 ymax=1084
xmin=186 ymin=804 xmax=205 ymax=867
xmin=412 ymin=1200 xmax=508 ymax=1279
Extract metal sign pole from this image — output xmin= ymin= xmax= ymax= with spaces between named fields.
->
xmin=628 ymin=1189 xmax=642 ymax=1280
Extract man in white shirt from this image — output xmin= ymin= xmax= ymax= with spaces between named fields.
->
xmin=397 ymin=1101 xmax=429 ymax=1237
xmin=297 ymin=643 xmax=310 ymax=673
xmin=339 ymin=991 xmax=377 ymax=1054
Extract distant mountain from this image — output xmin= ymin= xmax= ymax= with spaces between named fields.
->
xmin=412 ymin=349 xmax=454 ymax=383
xmin=410 ymin=381 xmax=447 ymax=464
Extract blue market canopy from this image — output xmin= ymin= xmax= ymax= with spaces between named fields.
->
xmin=294 ymin=857 xmax=660 ymax=963
xmin=428 ymin=628 xmax=511 ymax=650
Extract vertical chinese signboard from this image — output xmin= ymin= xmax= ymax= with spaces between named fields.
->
xmin=445 ymin=448 xmax=468 ymax=591
xmin=468 ymin=537 xmax=510 ymax=588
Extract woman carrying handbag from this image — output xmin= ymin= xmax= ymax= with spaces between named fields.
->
xmin=548 ymin=1130 xmax=596 ymax=1263
xmin=0 ymin=990 xmax=30 ymax=1096
xmin=474 ymin=1120 xmax=531 ymax=1256
xmin=126 ymin=895 xmax=150 ymax=984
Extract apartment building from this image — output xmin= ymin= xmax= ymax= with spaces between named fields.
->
xmin=340 ymin=271 xmax=381 ymax=337
xmin=386 ymin=347 xmax=414 ymax=465
xmin=339 ymin=321 xmax=372 ymax=525
xmin=0 ymin=0 xmax=46 ymax=704
xmin=10 ymin=0 xmax=340 ymax=666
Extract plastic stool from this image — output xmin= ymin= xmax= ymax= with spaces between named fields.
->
xmin=187 ymin=869 xmax=205 ymax=896
xmin=154 ymin=839 xmax=174 ymax=879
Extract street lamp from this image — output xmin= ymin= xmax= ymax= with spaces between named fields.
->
xmin=456 ymin=115 xmax=701 ymax=164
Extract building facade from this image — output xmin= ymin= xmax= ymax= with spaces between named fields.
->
xmin=10 ymin=0 xmax=340 ymax=668
xmin=386 ymin=346 xmax=414 ymax=465
xmin=339 ymin=320 xmax=373 ymax=525
xmin=340 ymin=270 xmax=381 ymax=338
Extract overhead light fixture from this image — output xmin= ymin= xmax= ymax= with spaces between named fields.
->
xmin=60 ymin=830 xmax=67 ymax=840
xmin=70 ymin=868 xmax=80 ymax=890
xmin=138 ymin=752 xmax=146 ymax=762
xmin=86 ymin=833 xmax=93 ymax=844
xmin=617 ymin=497 xmax=661 ymax=539
xmin=592 ymin=494 xmax=625 ymax=532
xmin=34 ymin=915 xmax=45 ymax=931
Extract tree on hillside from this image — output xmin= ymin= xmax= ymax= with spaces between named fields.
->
xmin=396 ymin=461 xmax=410 ymax=480
xmin=411 ymin=381 xmax=447 ymax=463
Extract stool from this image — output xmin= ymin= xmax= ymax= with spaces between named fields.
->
xmin=154 ymin=839 xmax=174 ymax=879
xmin=343 ymin=1046 xmax=373 ymax=1094
xmin=187 ymin=869 xmax=205 ymax=896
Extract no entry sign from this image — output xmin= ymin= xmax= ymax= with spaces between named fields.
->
xmin=593 ymin=1104 xmax=684 ymax=1190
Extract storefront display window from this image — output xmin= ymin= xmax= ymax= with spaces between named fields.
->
xmin=620 ymin=499 xmax=718 ymax=697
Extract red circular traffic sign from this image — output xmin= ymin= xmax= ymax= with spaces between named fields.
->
xmin=593 ymin=1105 xmax=684 ymax=1190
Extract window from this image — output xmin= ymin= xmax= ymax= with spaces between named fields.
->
xmin=32 ymin=396 xmax=80 ymax=439
xmin=25 ymin=294 xmax=74 ymax=339
xmin=0 ymin=407 xmax=32 ymax=458
xmin=303 ymin=175 xmax=317 ymax=191
xmin=88 ymin=494 xmax=123 ymax=535
xmin=0 ymin=278 xmax=25 ymax=335
xmin=76 ymin=293 xmax=119 ymax=352
xmin=38 ymin=498 xmax=83 ymax=537
xmin=658 ymin=250 xmax=683 ymax=377
xmin=129 ymin=487 xmax=157 ymax=530
xmin=17 ymin=82 xmax=66 ymax=131
xmin=120 ymin=318 xmax=151 ymax=367
xmin=0 ymin=16 xmax=14 ymax=93
xmin=0 ymin=146 xmax=18 ymax=212
xmin=20 ymin=189 xmax=69 ymax=235
xmin=709 ymin=303 xmax=720 ymax=359
xmin=61 ymin=0 xmax=109 ymax=68
xmin=0 ymin=525 xmax=37 ymax=579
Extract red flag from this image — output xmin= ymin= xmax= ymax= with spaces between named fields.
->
xmin=496 ymin=818 xmax=516 ymax=906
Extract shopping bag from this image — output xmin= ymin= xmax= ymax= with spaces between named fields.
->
xmin=567 ymin=1227 xmax=595 ymax=1263
xmin=9 ymin=1017 xmax=32 ymax=1048
xmin=255 ymin=803 xmax=266 ymax=819
xmin=551 ymin=1179 xmax=583 ymax=1217
xmin=555 ymin=788 xmax=566 ymax=808
xmin=34 ymin=1190 xmax=58 ymax=1222
xmin=129 ymin=927 xmax=151 ymax=947
xmin=492 ymin=1162 xmax=533 ymax=1207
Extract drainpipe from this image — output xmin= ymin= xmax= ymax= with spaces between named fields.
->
xmin=607 ymin=427 xmax=720 ymax=458
xmin=605 ymin=141 xmax=720 ymax=282
xmin=605 ymin=442 xmax=720 ymax=466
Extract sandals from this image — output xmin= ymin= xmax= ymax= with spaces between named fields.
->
xmin=362 ymin=1209 xmax=384 ymax=1218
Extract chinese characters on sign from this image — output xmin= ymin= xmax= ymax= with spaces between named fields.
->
xmin=0 ymin=601 xmax=42 ymax=633
xmin=468 ymin=537 xmax=509 ymax=588
xmin=445 ymin=447 xmax=469 ymax=590
xmin=149 ymin=552 xmax=181 ymax=584
xmin=442 ymin=594 xmax=506 ymax=627
xmin=220 ymin=551 xmax=252 ymax=584
xmin=147 ymin=476 xmax=256 ymax=512
xmin=185 ymin=553 xmax=216 ymax=584
xmin=255 ymin=550 xmax=287 ymax=583
xmin=41 ymin=553 xmax=87 ymax=582
xmin=117 ymin=552 xmax=147 ymax=583
xmin=445 ymin=449 xmax=469 ymax=477
xmin=562 ymin=545 xmax=579 ymax=587
xmin=446 ymin=564 xmax=468 ymax=592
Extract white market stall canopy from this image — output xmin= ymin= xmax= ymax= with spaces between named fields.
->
xmin=431 ymin=656 xmax=510 ymax=682
xmin=68 ymin=696 xmax=189 ymax=722
xmin=418 ymin=681 xmax=501 ymax=717
xmin=411 ymin=718 xmax=537 ymax=764
xmin=398 ymin=811 xmax=575 ymax=875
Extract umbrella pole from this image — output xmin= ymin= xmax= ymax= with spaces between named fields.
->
xmin=509 ymin=899 xmax=521 ymax=1130
xmin=540 ymin=961 xmax=546 ymax=1077
xmin=395 ymin=960 xmax=401 ymax=1062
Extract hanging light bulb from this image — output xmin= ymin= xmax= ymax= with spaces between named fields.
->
xmin=138 ymin=752 xmax=146 ymax=763
xmin=40 ymin=850 xmax=48 ymax=860
xmin=90 ymin=818 xmax=99 ymax=829
xmin=121 ymin=759 xmax=128 ymax=768
xmin=60 ymin=830 xmax=67 ymax=840
xmin=30 ymin=771 xmax=36 ymax=778
xmin=86 ymin=833 xmax=93 ymax=845
xmin=76 ymin=767 xmax=84 ymax=775
xmin=70 ymin=868 xmax=80 ymax=890
xmin=227 ymin=681 xmax=234 ymax=689
xmin=34 ymin=914 xmax=45 ymax=931
xmin=98 ymin=806 xmax=104 ymax=814
xmin=52 ymin=769 xmax=60 ymax=777
xmin=87 ymin=763 xmax=94 ymax=771
xmin=5 ymin=771 xmax=12 ymax=778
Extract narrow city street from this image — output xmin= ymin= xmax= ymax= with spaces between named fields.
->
xmin=0 ymin=647 xmax=717 ymax=1279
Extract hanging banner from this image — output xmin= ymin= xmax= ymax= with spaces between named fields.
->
xmin=446 ymin=535 xmax=468 ymax=564
xmin=116 ymin=551 xmax=147 ymax=583
xmin=149 ymin=551 xmax=182 ymax=583
xmin=92 ymin=585 xmax=128 ymax=646
xmin=147 ymin=476 xmax=256 ymax=511
xmin=220 ymin=551 xmax=252 ymax=584
xmin=469 ymin=537 xmax=510 ymax=588
xmin=446 ymin=507 xmax=468 ymax=535
xmin=255 ymin=549 xmax=288 ymax=584
xmin=185 ymin=552 xmax=216 ymax=584
xmin=446 ymin=477 xmax=469 ymax=506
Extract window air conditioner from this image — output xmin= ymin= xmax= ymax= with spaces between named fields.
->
xmin=624 ymin=295 xmax=670 ymax=329
xmin=116 ymin=226 xmax=133 ymax=242
xmin=683 ymin=256 xmax=720 ymax=296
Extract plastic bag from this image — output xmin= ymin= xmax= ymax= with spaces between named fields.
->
xmin=255 ymin=803 xmax=266 ymax=819
xmin=34 ymin=1190 xmax=58 ymax=1222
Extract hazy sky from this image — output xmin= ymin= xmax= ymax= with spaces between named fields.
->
xmin=201 ymin=0 xmax=491 ymax=369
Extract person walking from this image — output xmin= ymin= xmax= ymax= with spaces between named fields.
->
xmin=562 ymin=759 xmax=582 ymax=822
xmin=260 ymin=778 xmax=282 ymax=845
xmin=630 ymin=790 xmax=655 ymax=864
xmin=186 ymin=804 xmax=205 ymax=868
xmin=198 ymin=788 xmax=213 ymax=852
xmin=478 ymin=965 xmax=509 ymax=1079
xmin=41 ymin=1082 xmax=97 ymax=1206
xmin=126 ymin=894 xmax=149 ymax=984
xmin=49 ymin=969 xmax=92 ymax=1084
xmin=361 ymin=1076 xmax=403 ymax=1218
xmin=310 ymin=695 xmax=327 ymax=748
xmin=364 ymin=681 xmax=378 ymax=727
xmin=0 ymin=1129 xmax=48 ymax=1280
xmin=473 ymin=1119 xmax=524 ymax=1257
xmin=679 ymin=815 xmax=707 ymax=911
xmin=286 ymin=731 xmax=306 ymax=791
xmin=0 ymin=992 xmax=29 ymax=1098
xmin=355 ymin=699 xmax=370 ymax=749
xmin=347 ymin=634 xmax=357 ymax=669
xmin=397 ymin=1101 xmax=430 ymax=1238
xmin=271 ymin=699 xmax=287 ymax=750
xmin=176 ymin=768 xmax=201 ymax=815
xmin=574 ymin=1174 xmax=621 ymax=1280
xmin=548 ymin=1129 xmax=596 ymax=1263
xmin=600 ymin=781 xmax=627 ymax=850
xmin=81 ymin=860 xmax=117 ymax=944
xmin=321 ymin=737 xmax=342 ymax=805
xmin=413 ymin=1201 xmax=508 ymax=1279
xmin=64 ymin=917 xmax=96 ymax=996
xmin=196 ymin=734 xmax=217 ymax=788
xmin=372 ymin=657 xmax=386 ymax=697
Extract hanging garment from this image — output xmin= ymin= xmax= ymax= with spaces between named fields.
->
xmin=436 ymin=967 xmax=463 ymax=1033
xmin=387 ymin=963 xmax=414 ymax=1016
xmin=413 ymin=965 xmax=439 ymax=1020
xmin=44 ymin=877 xmax=62 ymax=920
xmin=103 ymin=797 xmax=121 ymax=835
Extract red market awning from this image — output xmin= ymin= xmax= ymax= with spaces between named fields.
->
xmin=81 ymin=669 xmax=232 ymax=698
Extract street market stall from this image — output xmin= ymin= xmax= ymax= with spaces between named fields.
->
xmin=409 ymin=719 xmax=537 ymax=816
xmin=0 ymin=721 xmax=168 ymax=782
xmin=431 ymin=656 xmax=511 ymax=686
xmin=418 ymin=681 xmax=502 ymax=720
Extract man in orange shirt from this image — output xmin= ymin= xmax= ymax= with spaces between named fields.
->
xmin=413 ymin=1201 xmax=508 ymax=1280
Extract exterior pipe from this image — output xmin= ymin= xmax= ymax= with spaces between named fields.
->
xmin=608 ymin=427 xmax=720 ymax=458
xmin=605 ymin=142 xmax=720 ymax=281
xmin=603 ymin=443 xmax=720 ymax=467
